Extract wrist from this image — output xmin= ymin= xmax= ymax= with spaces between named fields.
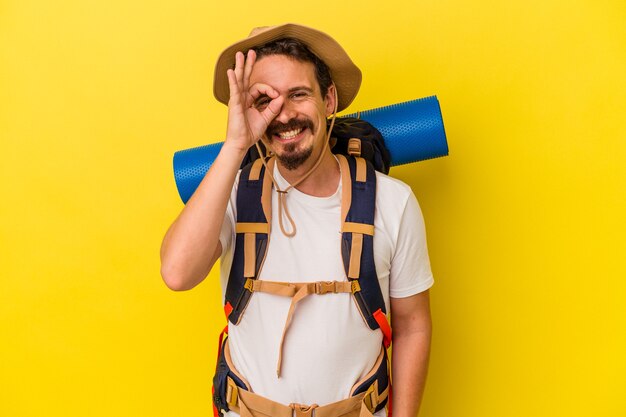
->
xmin=220 ymin=138 xmax=250 ymax=157
xmin=219 ymin=140 xmax=250 ymax=161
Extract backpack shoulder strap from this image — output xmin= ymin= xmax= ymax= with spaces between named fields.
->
xmin=224 ymin=158 xmax=273 ymax=324
xmin=337 ymin=155 xmax=391 ymax=347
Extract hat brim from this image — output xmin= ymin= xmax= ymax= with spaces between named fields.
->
xmin=213 ymin=23 xmax=361 ymax=112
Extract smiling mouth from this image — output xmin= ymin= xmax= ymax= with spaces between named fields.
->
xmin=267 ymin=118 xmax=314 ymax=144
xmin=276 ymin=128 xmax=304 ymax=141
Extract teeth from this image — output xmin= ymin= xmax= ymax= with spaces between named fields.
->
xmin=278 ymin=128 xmax=303 ymax=140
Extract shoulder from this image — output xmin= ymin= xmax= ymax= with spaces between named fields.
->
xmin=374 ymin=171 xmax=415 ymax=209
xmin=375 ymin=171 xmax=413 ymax=192
xmin=373 ymin=171 xmax=427 ymax=244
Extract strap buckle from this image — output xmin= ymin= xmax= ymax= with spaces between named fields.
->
xmin=226 ymin=377 xmax=239 ymax=408
xmin=362 ymin=380 xmax=379 ymax=412
xmin=347 ymin=138 xmax=362 ymax=156
xmin=315 ymin=281 xmax=336 ymax=294
xmin=351 ymin=280 xmax=361 ymax=293
xmin=290 ymin=403 xmax=319 ymax=417
xmin=244 ymin=278 xmax=254 ymax=292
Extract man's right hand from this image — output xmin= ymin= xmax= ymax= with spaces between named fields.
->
xmin=225 ymin=50 xmax=284 ymax=153
xmin=161 ymin=50 xmax=284 ymax=291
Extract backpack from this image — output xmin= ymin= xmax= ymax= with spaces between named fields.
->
xmin=213 ymin=117 xmax=393 ymax=417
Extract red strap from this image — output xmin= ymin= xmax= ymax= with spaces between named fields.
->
xmin=224 ymin=301 xmax=233 ymax=319
xmin=373 ymin=308 xmax=392 ymax=348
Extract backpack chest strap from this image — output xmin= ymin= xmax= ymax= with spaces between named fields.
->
xmin=246 ymin=278 xmax=357 ymax=296
xmin=246 ymin=278 xmax=359 ymax=378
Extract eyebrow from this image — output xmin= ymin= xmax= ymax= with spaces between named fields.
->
xmin=288 ymin=86 xmax=314 ymax=94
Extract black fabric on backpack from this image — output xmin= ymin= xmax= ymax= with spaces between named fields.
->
xmin=329 ymin=117 xmax=391 ymax=174
xmin=239 ymin=117 xmax=391 ymax=174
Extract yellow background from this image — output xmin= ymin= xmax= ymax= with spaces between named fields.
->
xmin=2 ymin=0 xmax=625 ymax=416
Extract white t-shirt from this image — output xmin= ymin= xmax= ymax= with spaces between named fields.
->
xmin=219 ymin=161 xmax=433 ymax=414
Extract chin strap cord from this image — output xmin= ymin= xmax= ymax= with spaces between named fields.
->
xmin=253 ymin=86 xmax=339 ymax=237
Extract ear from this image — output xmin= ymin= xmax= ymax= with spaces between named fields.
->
xmin=324 ymin=83 xmax=337 ymax=117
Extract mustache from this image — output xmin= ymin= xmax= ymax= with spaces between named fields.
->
xmin=266 ymin=118 xmax=314 ymax=137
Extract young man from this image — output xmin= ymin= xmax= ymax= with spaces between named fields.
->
xmin=161 ymin=24 xmax=433 ymax=417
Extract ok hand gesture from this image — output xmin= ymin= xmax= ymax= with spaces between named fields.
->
xmin=225 ymin=50 xmax=284 ymax=152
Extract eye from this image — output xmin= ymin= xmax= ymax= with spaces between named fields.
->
xmin=254 ymin=95 xmax=271 ymax=110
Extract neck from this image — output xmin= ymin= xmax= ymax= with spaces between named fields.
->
xmin=276 ymin=149 xmax=339 ymax=197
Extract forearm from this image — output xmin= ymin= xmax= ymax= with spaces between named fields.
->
xmin=160 ymin=143 xmax=246 ymax=290
xmin=391 ymin=327 xmax=431 ymax=417
xmin=390 ymin=292 xmax=432 ymax=417
xmin=161 ymin=50 xmax=284 ymax=291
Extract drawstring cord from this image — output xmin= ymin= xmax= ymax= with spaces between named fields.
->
xmin=254 ymin=85 xmax=339 ymax=237
xmin=275 ymin=190 xmax=293 ymax=237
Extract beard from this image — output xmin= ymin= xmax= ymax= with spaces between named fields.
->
xmin=277 ymin=142 xmax=313 ymax=170
xmin=266 ymin=118 xmax=316 ymax=171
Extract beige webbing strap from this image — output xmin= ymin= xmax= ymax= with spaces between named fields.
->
xmin=348 ymin=233 xmax=363 ymax=279
xmin=223 ymin=343 xmax=252 ymax=391
xmin=336 ymin=156 xmax=374 ymax=280
xmin=236 ymin=224 xmax=269 ymax=279
xmin=236 ymin=223 xmax=269 ymax=279
xmin=249 ymin=158 xmax=264 ymax=181
xmin=243 ymin=233 xmax=256 ymax=278
xmin=275 ymin=281 xmax=353 ymax=377
xmin=355 ymin=157 xmax=367 ymax=183
xmin=342 ymin=222 xmax=375 ymax=236
xmin=249 ymin=279 xmax=353 ymax=296
xmin=235 ymin=388 xmax=376 ymax=417
xmin=236 ymin=223 xmax=270 ymax=234
xmin=245 ymin=279 xmax=353 ymax=377
xmin=337 ymin=155 xmax=352 ymax=229
xmin=223 ymin=347 xmax=387 ymax=417
xmin=235 ymin=389 xmax=293 ymax=417
xmin=234 ymin=158 xmax=272 ymax=282
xmin=250 ymin=280 xmax=297 ymax=297
xmin=261 ymin=158 xmax=274 ymax=227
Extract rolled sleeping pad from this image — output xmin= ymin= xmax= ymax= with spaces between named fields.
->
xmin=173 ymin=95 xmax=448 ymax=203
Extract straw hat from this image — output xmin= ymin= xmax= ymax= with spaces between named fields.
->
xmin=213 ymin=23 xmax=362 ymax=112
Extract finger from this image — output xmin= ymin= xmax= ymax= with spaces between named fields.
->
xmin=246 ymin=83 xmax=280 ymax=109
xmin=227 ymin=69 xmax=241 ymax=105
xmin=248 ymin=82 xmax=279 ymax=100
xmin=234 ymin=51 xmax=245 ymax=89
xmin=261 ymin=95 xmax=284 ymax=124
xmin=242 ymin=49 xmax=256 ymax=93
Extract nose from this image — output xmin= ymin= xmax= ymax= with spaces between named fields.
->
xmin=274 ymin=95 xmax=298 ymax=123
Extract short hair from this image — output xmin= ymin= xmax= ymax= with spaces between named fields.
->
xmin=252 ymin=38 xmax=333 ymax=97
